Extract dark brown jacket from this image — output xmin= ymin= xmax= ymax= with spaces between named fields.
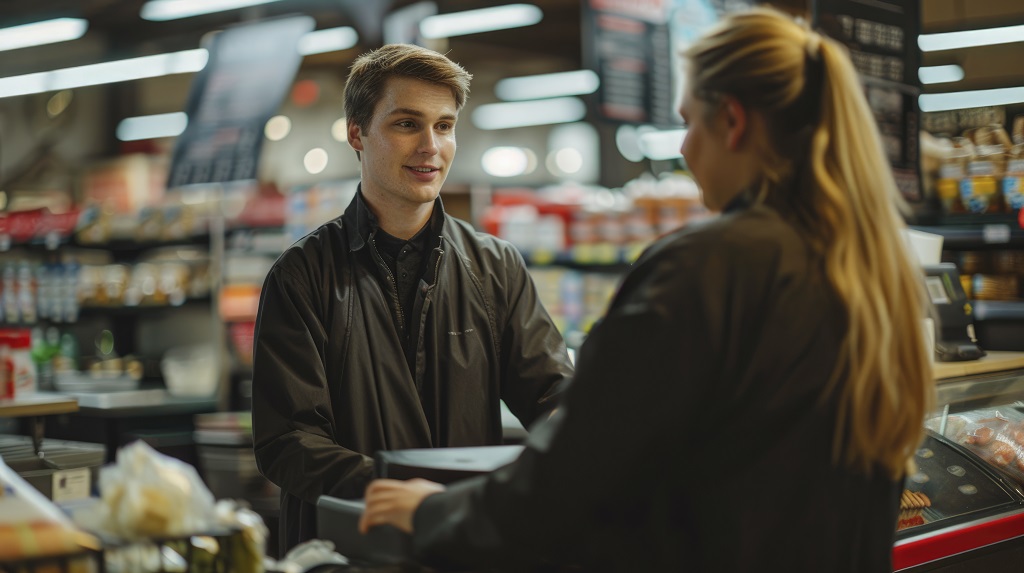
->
xmin=252 ymin=192 xmax=573 ymax=554
xmin=413 ymin=200 xmax=901 ymax=572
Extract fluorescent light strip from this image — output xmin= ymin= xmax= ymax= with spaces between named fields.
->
xmin=472 ymin=97 xmax=586 ymax=130
xmin=0 ymin=18 xmax=88 ymax=52
xmin=919 ymin=65 xmax=964 ymax=85
xmin=638 ymin=129 xmax=686 ymax=160
xmin=421 ymin=3 xmax=542 ymax=39
xmin=141 ymin=0 xmax=285 ymax=21
xmin=919 ymin=23 xmax=1024 ymax=52
xmin=920 ymin=86 xmax=1024 ymax=113
xmin=495 ymin=70 xmax=599 ymax=101
xmin=298 ymin=27 xmax=358 ymax=56
xmin=0 ymin=48 xmax=208 ymax=99
xmin=116 ymin=112 xmax=188 ymax=141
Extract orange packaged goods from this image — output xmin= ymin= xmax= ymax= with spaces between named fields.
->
xmin=928 ymin=409 xmax=1024 ymax=483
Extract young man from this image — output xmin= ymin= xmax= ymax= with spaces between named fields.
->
xmin=251 ymin=44 xmax=574 ymax=554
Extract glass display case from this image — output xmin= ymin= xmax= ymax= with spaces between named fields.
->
xmin=895 ymin=360 xmax=1024 ymax=571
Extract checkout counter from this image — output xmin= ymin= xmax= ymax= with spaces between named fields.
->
xmin=312 ymin=352 xmax=1024 ymax=572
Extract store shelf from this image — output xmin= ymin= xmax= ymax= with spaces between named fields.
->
xmin=520 ymin=243 xmax=646 ymax=267
xmin=71 ymin=233 xmax=211 ymax=255
xmin=912 ymin=221 xmax=1024 ymax=250
xmin=76 ymin=296 xmax=213 ymax=317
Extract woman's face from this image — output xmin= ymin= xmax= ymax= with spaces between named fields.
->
xmin=678 ymin=82 xmax=749 ymax=212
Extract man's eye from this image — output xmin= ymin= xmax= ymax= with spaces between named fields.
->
xmin=438 ymin=123 xmax=453 ymax=131
xmin=398 ymin=120 xmax=415 ymax=128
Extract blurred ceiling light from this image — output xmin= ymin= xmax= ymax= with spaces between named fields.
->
xmin=116 ymin=112 xmax=188 ymax=141
xmin=0 ymin=48 xmax=208 ymax=99
xmin=331 ymin=118 xmax=348 ymax=142
xmin=919 ymin=24 xmax=1024 ymax=52
xmin=421 ymin=3 xmax=542 ymax=39
xmin=920 ymin=86 xmax=1024 ymax=112
xmin=638 ymin=128 xmax=686 ymax=160
xmin=304 ymin=148 xmax=329 ymax=175
xmin=481 ymin=147 xmax=535 ymax=177
xmin=298 ymin=27 xmax=358 ymax=56
xmin=495 ymin=69 xmax=599 ymax=101
xmin=615 ymin=124 xmax=644 ymax=162
xmin=46 ymin=90 xmax=74 ymax=118
xmin=141 ymin=0 xmax=285 ymax=21
xmin=265 ymin=115 xmax=291 ymax=141
xmin=552 ymin=148 xmax=583 ymax=174
xmin=0 ymin=18 xmax=88 ymax=52
xmin=919 ymin=64 xmax=964 ymax=85
xmin=472 ymin=97 xmax=586 ymax=130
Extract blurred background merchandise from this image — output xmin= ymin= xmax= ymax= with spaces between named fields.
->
xmin=0 ymin=0 xmax=1023 ymax=567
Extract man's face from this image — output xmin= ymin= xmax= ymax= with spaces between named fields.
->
xmin=348 ymin=76 xmax=458 ymax=211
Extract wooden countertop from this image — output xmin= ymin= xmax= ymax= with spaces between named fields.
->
xmin=933 ymin=351 xmax=1024 ymax=380
xmin=0 ymin=393 xmax=79 ymax=418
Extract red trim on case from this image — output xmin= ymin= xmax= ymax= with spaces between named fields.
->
xmin=893 ymin=511 xmax=1024 ymax=570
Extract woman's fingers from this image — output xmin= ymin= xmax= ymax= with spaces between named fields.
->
xmin=359 ymin=478 xmax=447 ymax=534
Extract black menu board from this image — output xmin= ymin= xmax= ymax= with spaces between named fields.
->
xmin=583 ymin=0 xmax=754 ymax=128
xmin=815 ymin=0 xmax=922 ymax=202
xmin=168 ymin=15 xmax=314 ymax=188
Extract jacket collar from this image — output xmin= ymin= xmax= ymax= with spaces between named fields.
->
xmin=343 ymin=185 xmax=446 ymax=252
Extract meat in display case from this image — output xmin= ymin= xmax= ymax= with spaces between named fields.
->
xmin=894 ymin=368 xmax=1024 ymax=571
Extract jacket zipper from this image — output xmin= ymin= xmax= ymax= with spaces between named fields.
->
xmin=369 ymin=236 xmax=405 ymax=333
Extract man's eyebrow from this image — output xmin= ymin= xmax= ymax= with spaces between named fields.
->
xmin=385 ymin=107 xmax=457 ymax=121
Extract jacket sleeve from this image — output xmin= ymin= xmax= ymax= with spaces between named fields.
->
xmin=251 ymin=262 xmax=374 ymax=502
xmin=497 ymin=247 xmax=575 ymax=428
xmin=415 ymin=242 xmax=722 ymax=569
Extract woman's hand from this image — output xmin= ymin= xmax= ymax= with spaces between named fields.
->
xmin=359 ymin=478 xmax=446 ymax=534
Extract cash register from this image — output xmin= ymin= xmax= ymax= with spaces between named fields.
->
xmin=924 ymin=263 xmax=986 ymax=362
xmin=316 ymin=445 xmax=523 ymax=565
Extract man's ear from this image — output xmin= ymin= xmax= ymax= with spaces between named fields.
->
xmin=348 ymin=121 xmax=364 ymax=152
xmin=722 ymin=97 xmax=747 ymax=151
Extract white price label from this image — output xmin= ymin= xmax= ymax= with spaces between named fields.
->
xmin=51 ymin=467 xmax=91 ymax=502
xmin=982 ymin=224 xmax=1011 ymax=244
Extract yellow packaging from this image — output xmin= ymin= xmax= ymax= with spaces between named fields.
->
xmin=1003 ymin=157 xmax=1024 ymax=211
xmin=961 ymin=159 xmax=1004 ymax=213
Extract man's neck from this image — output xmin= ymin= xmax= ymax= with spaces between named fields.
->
xmin=362 ymin=190 xmax=435 ymax=240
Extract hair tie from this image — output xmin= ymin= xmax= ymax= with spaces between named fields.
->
xmin=805 ymin=31 xmax=822 ymax=62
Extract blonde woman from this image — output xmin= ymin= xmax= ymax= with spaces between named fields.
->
xmin=360 ymin=8 xmax=933 ymax=571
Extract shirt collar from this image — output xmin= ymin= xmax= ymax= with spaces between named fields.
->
xmin=344 ymin=185 xmax=447 ymax=251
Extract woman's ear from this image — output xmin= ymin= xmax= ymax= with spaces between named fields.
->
xmin=722 ymin=97 xmax=747 ymax=151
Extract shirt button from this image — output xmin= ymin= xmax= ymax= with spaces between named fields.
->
xmin=401 ymin=272 xmax=408 ymax=278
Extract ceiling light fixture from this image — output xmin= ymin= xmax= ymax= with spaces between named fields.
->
xmin=495 ymin=70 xmax=599 ymax=101
xmin=298 ymin=26 xmax=358 ymax=56
xmin=0 ymin=18 xmax=88 ymax=52
xmin=638 ymin=128 xmax=686 ymax=161
xmin=0 ymin=48 xmax=208 ymax=99
xmin=920 ymin=86 xmax=1024 ymax=112
xmin=472 ymin=97 xmax=586 ymax=130
xmin=421 ymin=3 xmax=542 ymax=39
xmin=116 ymin=112 xmax=188 ymax=141
xmin=918 ymin=23 xmax=1024 ymax=52
xmin=919 ymin=64 xmax=964 ymax=85
xmin=141 ymin=0 xmax=286 ymax=21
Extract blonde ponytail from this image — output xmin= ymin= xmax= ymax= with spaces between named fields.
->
xmin=685 ymin=8 xmax=933 ymax=479
xmin=810 ymin=37 xmax=932 ymax=479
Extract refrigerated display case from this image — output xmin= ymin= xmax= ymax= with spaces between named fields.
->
xmin=894 ymin=352 xmax=1024 ymax=571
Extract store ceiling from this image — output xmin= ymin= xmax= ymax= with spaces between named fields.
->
xmin=0 ymin=0 xmax=1022 ymax=97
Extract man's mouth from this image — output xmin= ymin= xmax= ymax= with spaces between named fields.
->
xmin=408 ymin=166 xmax=439 ymax=172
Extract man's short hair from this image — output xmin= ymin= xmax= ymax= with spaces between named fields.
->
xmin=344 ymin=43 xmax=472 ymax=131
